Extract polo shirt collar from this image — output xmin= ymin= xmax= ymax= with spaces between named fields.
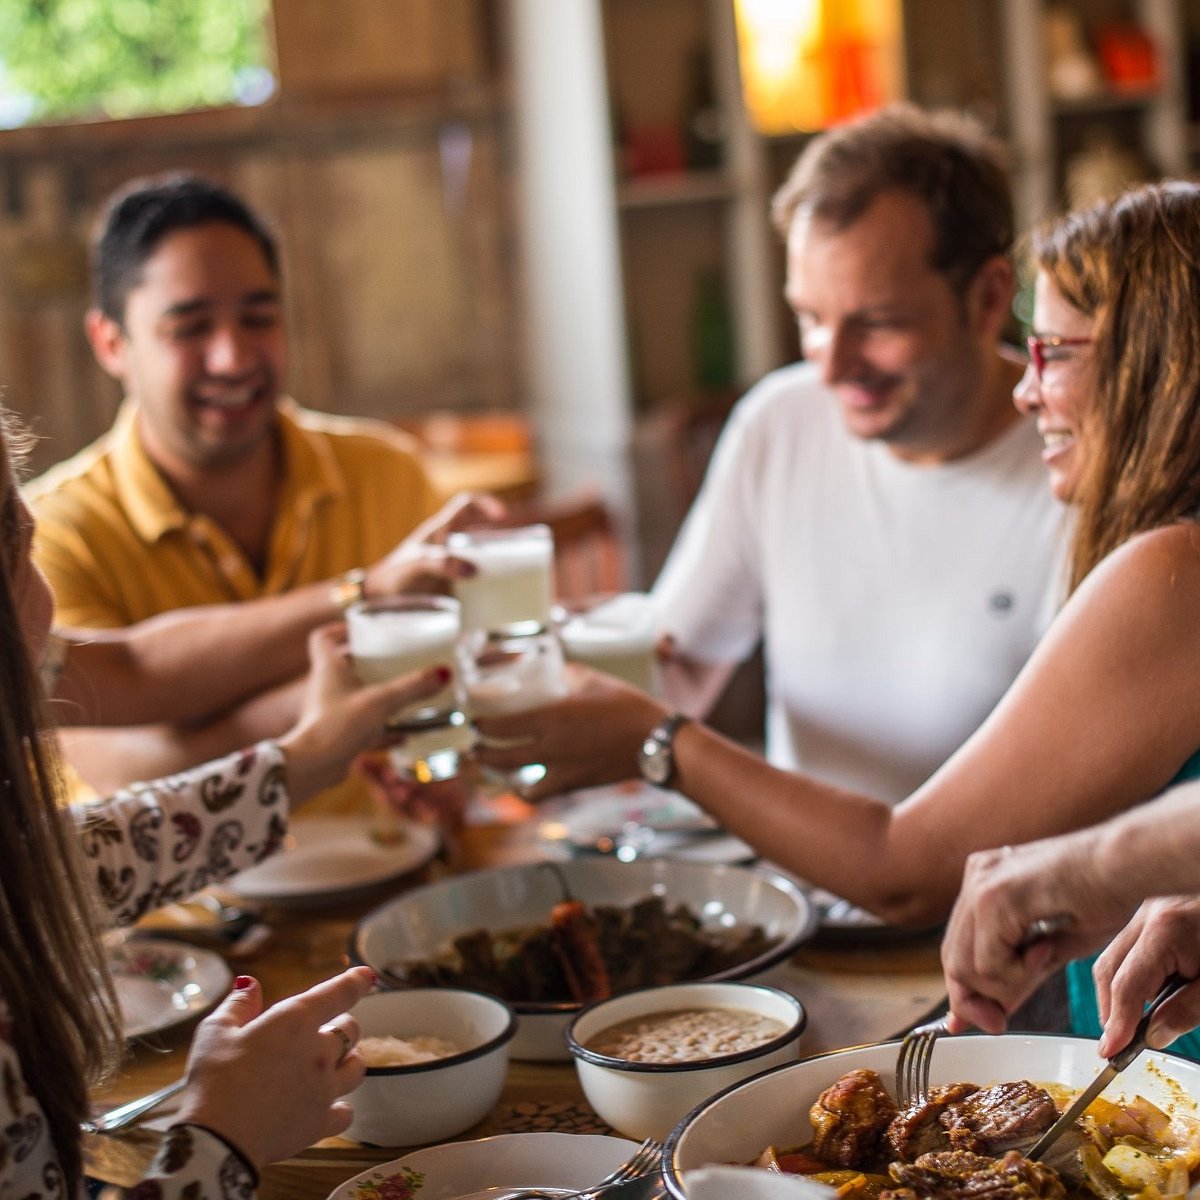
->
xmin=109 ymin=398 xmax=347 ymax=544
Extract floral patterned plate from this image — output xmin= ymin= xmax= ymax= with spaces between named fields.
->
xmin=328 ymin=1132 xmax=638 ymax=1200
xmin=108 ymin=936 xmax=232 ymax=1040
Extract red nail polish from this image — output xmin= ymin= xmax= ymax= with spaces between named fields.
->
xmin=234 ymin=975 xmax=254 ymax=990
xmin=435 ymin=666 xmax=452 ymax=684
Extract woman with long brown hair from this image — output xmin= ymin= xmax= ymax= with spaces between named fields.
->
xmin=478 ymin=181 xmax=1200 ymax=1046
xmin=0 ymin=407 xmax=444 ymax=1196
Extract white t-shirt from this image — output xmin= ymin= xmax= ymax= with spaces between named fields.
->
xmin=654 ymin=361 xmax=1067 ymax=803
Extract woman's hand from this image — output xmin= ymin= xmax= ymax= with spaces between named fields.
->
xmin=172 ymin=965 xmax=375 ymax=1170
xmin=277 ymin=624 xmax=449 ymax=804
xmin=366 ymin=491 xmax=507 ymax=598
xmin=942 ymin=831 xmax=1136 ymax=1034
xmin=473 ymin=665 xmax=667 ymax=800
xmin=1095 ymin=896 xmax=1200 ymax=1056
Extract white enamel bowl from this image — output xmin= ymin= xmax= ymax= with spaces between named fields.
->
xmin=351 ymin=858 xmax=817 ymax=1061
xmin=568 ymin=980 xmax=806 ymax=1140
xmin=663 ymin=1033 xmax=1200 ymax=1199
xmin=342 ymin=988 xmax=516 ymax=1147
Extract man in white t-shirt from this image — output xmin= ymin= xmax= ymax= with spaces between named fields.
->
xmin=654 ymin=105 xmax=1065 ymax=803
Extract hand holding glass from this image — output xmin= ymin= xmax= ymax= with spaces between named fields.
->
xmin=346 ymin=595 xmax=468 ymax=783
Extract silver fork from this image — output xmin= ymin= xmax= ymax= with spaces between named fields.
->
xmin=895 ymin=1015 xmax=951 ymax=1109
xmin=493 ymin=1137 xmax=663 ymax=1200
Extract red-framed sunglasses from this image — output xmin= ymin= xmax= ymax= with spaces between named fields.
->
xmin=1026 ymin=334 xmax=1093 ymax=381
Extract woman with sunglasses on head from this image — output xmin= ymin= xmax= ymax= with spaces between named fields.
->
xmin=477 ymin=180 xmax=1200 ymax=1049
xmin=0 ymin=406 xmax=447 ymax=1198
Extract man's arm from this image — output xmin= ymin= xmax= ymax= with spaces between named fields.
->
xmin=49 ymin=492 xmax=503 ymax=728
xmin=56 ymin=675 xmax=306 ymax=795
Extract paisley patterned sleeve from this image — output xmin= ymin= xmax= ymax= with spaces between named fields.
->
xmin=70 ymin=741 xmax=290 ymax=926
xmin=132 ymin=1123 xmax=258 ymax=1199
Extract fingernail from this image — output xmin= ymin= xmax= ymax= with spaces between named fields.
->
xmin=434 ymin=666 xmax=452 ymax=683
xmin=234 ymin=975 xmax=254 ymax=990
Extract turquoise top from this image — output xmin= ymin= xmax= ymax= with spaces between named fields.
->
xmin=1066 ymin=747 xmax=1200 ymax=1059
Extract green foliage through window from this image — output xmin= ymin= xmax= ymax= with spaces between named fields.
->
xmin=0 ymin=0 xmax=276 ymax=128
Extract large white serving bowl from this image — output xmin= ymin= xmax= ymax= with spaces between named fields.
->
xmin=663 ymin=1033 xmax=1200 ymax=1199
xmin=568 ymin=981 xmax=807 ymax=1140
xmin=351 ymin=857 xmax=818 ymax=1061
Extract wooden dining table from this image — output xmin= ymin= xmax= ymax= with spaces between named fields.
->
xmin=84 ymin=799 xmax=948 ymax=1200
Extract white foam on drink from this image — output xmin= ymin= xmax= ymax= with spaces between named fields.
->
xmin=464 ymin=538 xmax=551 ymax=575
xmin=347 ymin=608 xmax=459 ymax=656
xmin=560 ymin=595 xmax=656 ymax=656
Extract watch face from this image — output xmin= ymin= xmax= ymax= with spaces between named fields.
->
xmin=639 ymin=736 xmax=672 ymax=785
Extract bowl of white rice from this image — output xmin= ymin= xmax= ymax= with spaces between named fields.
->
xmin=343 ymin=987 xmax=516 ymax=1147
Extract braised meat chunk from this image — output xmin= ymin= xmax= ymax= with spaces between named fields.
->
xmin=811 ymin=1068 xmax=900 ymax=1167
xmin=942 ymin=1082 xmax=1058 ymax=1156
xmin=888 ymin=1083 xmax=981 ymax=1162
xmin=885 ymin=1149 xmax=1066 ymax=1200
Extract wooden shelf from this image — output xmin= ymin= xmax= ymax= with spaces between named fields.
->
xmin=1050 ymin=87 xmax=1165 ymax=117
xmin=617 ymin=169 xmax=737 ymax=209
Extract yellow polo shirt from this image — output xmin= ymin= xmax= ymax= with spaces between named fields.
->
xmin=28 ymin=401 xmax=441 ymax=814
xmin=28 ymin=399 xmax=440 ymax=626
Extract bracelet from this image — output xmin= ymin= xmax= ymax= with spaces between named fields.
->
xmin=329 ymin=567 xmax=367 ymax=612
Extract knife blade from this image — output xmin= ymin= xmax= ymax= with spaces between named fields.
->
xmin=1026 ymin=972 xmax=1191 ymax=1161
xmin=1025 ymin=1061 xmax=1118 ymax=1160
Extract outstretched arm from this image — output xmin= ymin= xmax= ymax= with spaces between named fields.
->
xmin=477 ymin=524 xmax=1200 ymax=929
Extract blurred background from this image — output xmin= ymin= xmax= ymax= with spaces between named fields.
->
xmin=0 ymin=0 xmax=1196 ymax=586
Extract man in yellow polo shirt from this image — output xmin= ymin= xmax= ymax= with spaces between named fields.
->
xmin=28 ymin=173 xmax=487 ymax=800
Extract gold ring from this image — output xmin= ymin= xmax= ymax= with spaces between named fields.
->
xmin=326 ymin=1024 xmax=354 ymax=1063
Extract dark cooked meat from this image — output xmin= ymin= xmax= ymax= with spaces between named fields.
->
xmin=884 ymin=1149 xmax=1065 ymax=1200
xmin=942 ymin=1082 xmax=1057 ymax=1155
xmin=810 ymin=1068 xmax=900 ymax=1167
xmin=888 ymin=1083 xmax=981 ymax=1161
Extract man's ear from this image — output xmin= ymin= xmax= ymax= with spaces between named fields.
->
xmin=966 ymin=255 xmax=1017 ymax=339
xmin=85 ymin=308 xmax=127 ymax=380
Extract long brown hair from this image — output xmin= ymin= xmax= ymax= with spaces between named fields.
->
xmin=0 ymin=410 xmax=121 ymax=1192
xmin=1033 ymin=182 xmax=1200 ymax=592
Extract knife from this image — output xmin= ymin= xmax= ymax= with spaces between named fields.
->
xmin=1026 ymin=972 xmax=1191 ymax=1160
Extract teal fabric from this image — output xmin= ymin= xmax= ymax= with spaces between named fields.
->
xmin=1065 ymin=745 xmax=1200 ymax=1061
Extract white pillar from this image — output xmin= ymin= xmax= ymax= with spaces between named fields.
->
xmin=508 ymin=0 xmax=636 ymax=537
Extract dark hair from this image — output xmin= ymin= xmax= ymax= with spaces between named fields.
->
xmin=0 ymin=408 xmax=122 ymax=1195
xmin=91 ymin=172 xmax=280 ymax=323
xmin=1032 ymin=181 xmax=1200 ymax=593
xmin=771 ymin=104 xmax=1013 ymax=292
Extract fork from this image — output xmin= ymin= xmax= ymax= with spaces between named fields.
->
xmin=492 ymin=1137 xmax=663 ymax=1200
xmin=895 ymin=1014 xmax=951 ymax=1109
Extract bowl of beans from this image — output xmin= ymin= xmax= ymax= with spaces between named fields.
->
xmin=342 ymin=987 xmax=517 ymax=1147
xmin=566 ymin=980 xmax=806 ymax=1140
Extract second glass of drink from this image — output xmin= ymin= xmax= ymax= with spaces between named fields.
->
xmin=346 ymin=594 xmax=469 ymax=783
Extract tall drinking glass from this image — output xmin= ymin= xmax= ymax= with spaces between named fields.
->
xmin=446 ymin=524 xmax=554 ymax=636
xmin=346 ymin=595 xmax=469 ymax=784
xmin=557 ymin=592 xmax=659 ymax=693
xmin=460 ymin=626 xmax=568 ymax=793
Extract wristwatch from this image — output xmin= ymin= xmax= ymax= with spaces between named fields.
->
xmin=637 ymin=713 xmax=690 ymax=787
xmin=330 ymin=567 xmax=367 ymax=612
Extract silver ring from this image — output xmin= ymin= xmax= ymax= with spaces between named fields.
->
xmin=326 ymin=1024 xmax=354 ymax=1063
xmin=1028 ymin=914 xmax=1072 ymax=940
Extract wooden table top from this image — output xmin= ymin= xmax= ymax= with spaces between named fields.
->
xmin=84 ymin=801 xmax=946 ymax=1200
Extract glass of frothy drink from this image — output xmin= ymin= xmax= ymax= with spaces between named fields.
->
xmin=460 ymin=626 xmax=568 ymax=792
xmin=446 ymin=524 xmax=554 ymax=635
xmin=346 ymin=595 xmax=469 ymax=783
xmin=557 ymin=592 xmax=659 ymax=694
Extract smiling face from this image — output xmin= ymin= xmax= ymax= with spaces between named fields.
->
xmin=87 ymin=221 xmax=286 ymax=477
xmin=784 ymin=189 xmax=1009 ymax=464
xmin=1013 ymin=272 xmax=1097 ymax=504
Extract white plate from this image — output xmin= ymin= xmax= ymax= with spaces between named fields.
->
xmin=328 ymin=1131 xmax=638 ymax=1200
xmin=229 ymin=815 xmax=440 ymax=907
xmin=538 ymin=782 xmax=755 ymax=865
xmin=109 ymin=937 xmax=231 ymax=1040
